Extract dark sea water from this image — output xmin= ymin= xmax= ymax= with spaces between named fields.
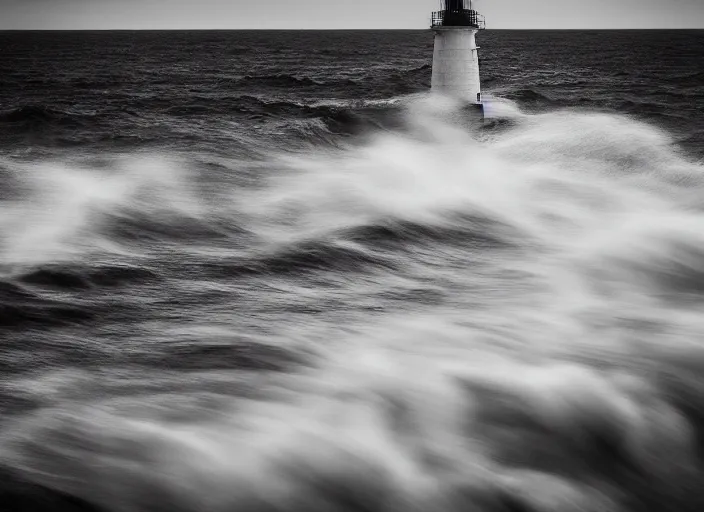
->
xmin=1 ymin=29 xmax=704 ymax=512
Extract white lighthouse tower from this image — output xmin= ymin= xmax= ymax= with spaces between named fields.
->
xmin=430 ymin=0 xmax=485 ymax=106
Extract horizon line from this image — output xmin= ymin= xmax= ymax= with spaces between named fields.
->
xmin=1 ymin=27 xmax=703 ymax=32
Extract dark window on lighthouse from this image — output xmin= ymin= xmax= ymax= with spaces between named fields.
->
xmin=444 ymin=0 xmax=472 ymax=11
xmin=440 ymin=0 xmax=480 ymax=27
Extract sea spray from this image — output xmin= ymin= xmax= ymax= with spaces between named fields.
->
xmin=2 ymin=95 xmax=704 ymax=511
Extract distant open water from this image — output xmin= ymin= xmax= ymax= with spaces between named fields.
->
xmin=0 ymin=30 xmax=704 ymax=512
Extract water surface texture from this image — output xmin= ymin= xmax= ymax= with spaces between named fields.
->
xmin=1 ymin=30 xmax=704 ymax=512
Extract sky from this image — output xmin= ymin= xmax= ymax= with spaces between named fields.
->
xmin=1 ymin=0 xmax=703 ymax=30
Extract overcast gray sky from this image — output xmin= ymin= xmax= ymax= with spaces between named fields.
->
xmin=2 ymin=0 xmax=703 ymax=30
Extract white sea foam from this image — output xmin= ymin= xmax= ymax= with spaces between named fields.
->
xmin=3 ymin=96 xmax=704 ymax=511
xmin=0 ymin=155 xmax=206 ymax=269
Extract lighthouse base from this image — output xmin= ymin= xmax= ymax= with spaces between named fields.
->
xmin=431 ymin=26 xmax=481 ymax=105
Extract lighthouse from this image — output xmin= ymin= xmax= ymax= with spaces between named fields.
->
xmin=430 ymin=0 xmax=485 ymax=105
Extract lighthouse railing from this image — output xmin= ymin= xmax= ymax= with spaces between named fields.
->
xmin=430 ymin=10 xmax=486 ymax=29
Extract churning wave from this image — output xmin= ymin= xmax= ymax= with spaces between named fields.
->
xmin=0 ymin=98 xmax=405 ymax=148
xmin=2 ymin=95 xmax=704 ymax=512
xmin=236 ymin=65 xmax=431 ymax=91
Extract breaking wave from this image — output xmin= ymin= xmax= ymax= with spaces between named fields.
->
xmin=1 ymin=95 xmax=704 ymax=512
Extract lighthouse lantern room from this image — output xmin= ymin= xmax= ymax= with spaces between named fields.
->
xmin=430 ymin=0 xmax=485 ymax=105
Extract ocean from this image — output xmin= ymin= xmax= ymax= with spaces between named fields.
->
xmin=0 ymin=29 xmax=704 ymax=511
